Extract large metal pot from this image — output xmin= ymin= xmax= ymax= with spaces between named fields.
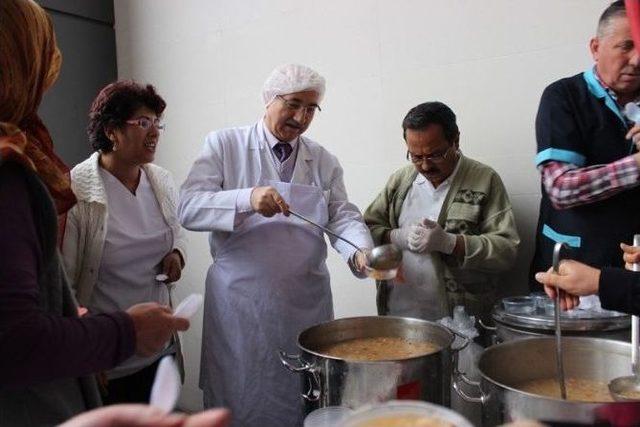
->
xmin=279 ymin=316 xmax=466 ymax=416
xmin=487 ymin=300 xmax=630 ymax=343
xmin=454 ymin=337 xmax=640 ymax=426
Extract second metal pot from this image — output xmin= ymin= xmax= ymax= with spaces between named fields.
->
xmin=454 ymin=337 xmax=640 ymax=426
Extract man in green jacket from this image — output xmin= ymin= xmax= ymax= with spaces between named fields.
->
xmin=364 ymin=102 xmax=519 ymax=326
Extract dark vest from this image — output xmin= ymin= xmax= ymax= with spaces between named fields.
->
xmin=530 ymin=71 xmax=640 ymax=290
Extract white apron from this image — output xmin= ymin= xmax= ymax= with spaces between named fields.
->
xmin=387 ymin=177 xmax=450 ymax=321
xmin=388 ymin=251 xmax=449 ymax=321
xmin=200 ymin=180 xmax=333 ymax=427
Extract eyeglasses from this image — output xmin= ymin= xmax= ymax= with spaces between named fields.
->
xmin=406 ymin=146 xmax=452 ymax=164
xmin=276 ymin=95 xmax=321 ymax=115
xmin=125 ymin=116 xmax=165 ymax=131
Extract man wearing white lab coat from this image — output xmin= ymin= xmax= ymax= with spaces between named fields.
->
xmin=178 ymin=64 xmax=373 ymax=427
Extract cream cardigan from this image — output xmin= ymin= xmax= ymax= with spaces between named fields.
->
xmin=62 ymin=152 xmax=188 ymax=307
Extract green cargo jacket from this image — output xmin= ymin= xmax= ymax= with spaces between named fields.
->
xmin=364 ymin=155 xmax=520 ymax=321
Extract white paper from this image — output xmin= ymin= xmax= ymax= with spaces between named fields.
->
xmin=173 ymin=294 xmax=203 ymax=319
xmin=149 ymin=356 xmax=180 ymax=414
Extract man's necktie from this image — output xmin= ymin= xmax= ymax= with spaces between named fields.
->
xmin=273 ymin=142 xmax=293 ymax=162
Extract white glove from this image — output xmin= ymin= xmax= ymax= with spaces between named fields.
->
xmin=407 ymin=224 xmax=429 ymax=253
xmin=414 ymin=218 xmax=457 ymax=254
xmin=389 ymin=224 xmax=419 ymax=250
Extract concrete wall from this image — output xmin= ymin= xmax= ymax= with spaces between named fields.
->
xmin=38 ymin=0 xmax=117 ymax=167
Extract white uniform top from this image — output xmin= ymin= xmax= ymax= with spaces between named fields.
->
xmin=91 ymin=167 xmax=172 ymax=378
xmin=179 ymin=122 xmax=373 ymax=426
xmin=389 ymin=161 xmax=460 ymax=320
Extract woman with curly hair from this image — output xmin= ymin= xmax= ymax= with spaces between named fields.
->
xmin=62 ymin=80 xmax=188 ymax=404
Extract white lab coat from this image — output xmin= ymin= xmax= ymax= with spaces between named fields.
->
xmin=178 ymin=122 xmax=372 ymax=427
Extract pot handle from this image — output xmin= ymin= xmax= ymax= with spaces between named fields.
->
xmin=279 ymin=351 xmax=310 ymax=373
xmin=452 ymin=369 xmax=487 ymax=405
xmin=278 ymin=351 xmax=321 ymax=402
xmin=478 ymin=318 xmax=497 ymax=332
xmin=451 ymin=331 xmax=471 ymax=352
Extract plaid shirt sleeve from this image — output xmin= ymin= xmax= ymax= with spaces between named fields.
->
xmin=539 ymin=157 xmax=640 ymax=209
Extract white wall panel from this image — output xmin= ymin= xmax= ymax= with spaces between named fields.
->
xmin=114 ymin=0 xmax=610 ymax=411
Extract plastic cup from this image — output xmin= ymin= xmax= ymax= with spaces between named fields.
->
xmin=530 ymin=292 xmax=551 ymax=313
xmin=502 ymin=296 xmax=536 ymax=314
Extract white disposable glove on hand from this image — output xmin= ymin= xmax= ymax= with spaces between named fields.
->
xmin=390 ymin=224 xmax=419 ymax=250
xmin=391 ymin=222 xmax=438 ymax=253
xmin=413 ymin=218 xmax=457 ymax=254
xmin=407 ymin=224 xmax=429 ymax=253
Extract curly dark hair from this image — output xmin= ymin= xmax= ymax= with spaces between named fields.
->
xmin=87 ymin=80 xmax=166 ymax=152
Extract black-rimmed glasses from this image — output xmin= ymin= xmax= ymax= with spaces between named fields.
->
xmin=406 ymin=146 xmax=452 ymax=164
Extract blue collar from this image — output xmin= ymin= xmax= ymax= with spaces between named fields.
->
xmin=583 ymin=67 xmax=627 ymax=126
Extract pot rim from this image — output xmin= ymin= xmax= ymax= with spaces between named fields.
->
xmin=296 ymin=315 xmax=455 ymax=364
xmin=492 ymin=303 xmax=630 ymax=332
xmin=477 ymin=336 xmax=631 ymax=404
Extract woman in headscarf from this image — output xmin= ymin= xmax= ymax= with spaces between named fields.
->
xmin=0 ymin=1 xmax=187 ymax=425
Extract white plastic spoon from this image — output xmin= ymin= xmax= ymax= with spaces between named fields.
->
xmin=173 ymin=294 xmax=203 ymax=320
xmin=149 ymin=356 xmax=180 ymax=414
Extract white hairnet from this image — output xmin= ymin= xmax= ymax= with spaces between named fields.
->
xmin=262 ymin=64 xmax=326 ymax=105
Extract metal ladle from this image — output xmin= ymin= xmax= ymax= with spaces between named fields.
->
xmin=288 ymin=209 xmax=402 ymax=271
xmin=609 ymin=234 xmax=640 ymax=402
xmin=552 ymin=242 xmax=567 ymax=400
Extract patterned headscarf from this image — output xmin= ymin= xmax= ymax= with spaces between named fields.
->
xmin=0 ymin=0 xmax=76 ymax=215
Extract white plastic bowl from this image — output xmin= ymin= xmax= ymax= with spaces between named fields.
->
xmin=304 ymin=406 xmax=353 ymax=427
xmin=341 ymin=400 xmax=474 ymax=427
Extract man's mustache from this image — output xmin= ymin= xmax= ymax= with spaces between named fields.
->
xmin=285 ymin=120 xmax=302 ymax=129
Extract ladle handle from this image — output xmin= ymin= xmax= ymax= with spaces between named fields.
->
xmin=632 ymin=235 xmax=640 ymax=377
xmin=552 ymin=242 xmax=567 ymax=400
xmin=288 ymin=209 xmax=362 ymax=252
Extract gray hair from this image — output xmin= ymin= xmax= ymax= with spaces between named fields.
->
xmin=596 ymin=0 xmax=626 ymax=38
